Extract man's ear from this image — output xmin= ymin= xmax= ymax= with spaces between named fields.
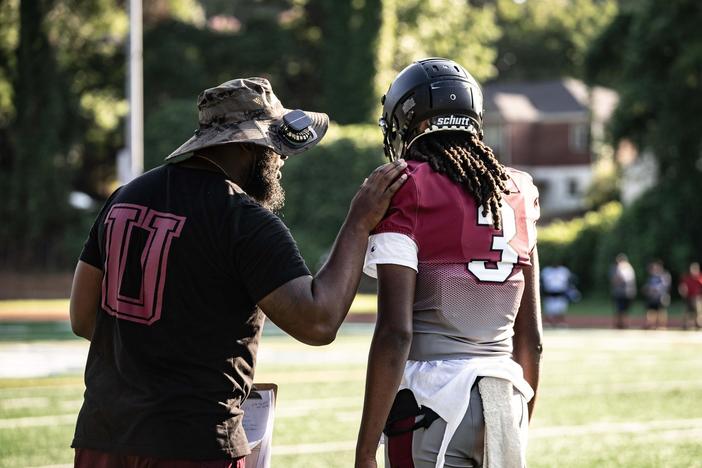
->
xmin=233 ymin=143 xmax=258 ymax=188
xmin=236 ymin=143 xmax=259 ymax=165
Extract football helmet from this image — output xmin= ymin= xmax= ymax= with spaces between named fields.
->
xmin=379 ymin=58 xmax=484 ymax=160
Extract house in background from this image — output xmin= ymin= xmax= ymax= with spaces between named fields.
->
xmin=483 ymin=78 xmax=618 ymax=219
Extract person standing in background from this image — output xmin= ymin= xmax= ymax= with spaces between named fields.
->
xmin=679 ymin=262 xmax=702 ymax=330
xmin=610 ymin=253 xmax=636 ymax=329
xmin=643 ymin=260 xmax=672 ymax=330
xmin=541 ymin=264 xmax=575 ymax=327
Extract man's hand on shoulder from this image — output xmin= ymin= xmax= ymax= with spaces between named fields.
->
xmin=257 ymin=159 xmax=408 ymax=347
xmin=347 ymin=159 xmax=408 ymax=233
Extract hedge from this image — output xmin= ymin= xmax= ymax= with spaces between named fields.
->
xmin=281 ymin=124 xmax=386 ymax=268
xmin=593 ymin=178 xmax=702 ymax=291
xmin=537 ymin=202 xmax=622 ymax=292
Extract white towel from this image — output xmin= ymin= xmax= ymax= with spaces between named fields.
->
xmin=478 ymin=377 xmax=526 ymax=468
xmin=399 ymin=357 xmax=533 ymax=468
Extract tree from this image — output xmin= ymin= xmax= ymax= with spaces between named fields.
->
xmin=493 ymin=0 xmax=617 ymax=81
xmin=281 ymin=124 xmax=385 ymax=266
xmin=311 ymin=0 xmax=384 ymax=124
xmin=587 ymin=0 xmax=702 ymax=181
xmin=0 ymin=0 xmax=18 ymax=128
xmin=0 ymin=0 xmax=129 ymax=269
xmin=392 ymin=0 xmax=500 ymax=83
xmin=47 ymin=0 xmax=128 ymax=196
xmin=0 ymin=0 xmax=496 ymax=270
xmin=1 ymin=0 xmax=76 ymax=268
xmin=586 ymin=0 xmax=702 ymax=277
xmin=0 ymin=0 xmax=19 ymax=189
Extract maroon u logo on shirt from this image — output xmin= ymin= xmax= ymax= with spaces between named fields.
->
xmin=102 ymin=203 xmax=186 ymax=325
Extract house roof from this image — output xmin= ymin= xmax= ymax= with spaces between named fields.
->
xmin=483 ymin=78 xmax=617 ymax=124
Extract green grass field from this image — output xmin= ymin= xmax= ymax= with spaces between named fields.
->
xmin=1 ymin=327 xmax=701 ymax=467
xmin=0 ymin=294 xmax=691 ymax=319
xmin=0 ymin=296 xmax=383 ymax=320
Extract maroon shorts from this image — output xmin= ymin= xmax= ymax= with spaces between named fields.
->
xmin=74 ymin=448 xmax=245 ymax=468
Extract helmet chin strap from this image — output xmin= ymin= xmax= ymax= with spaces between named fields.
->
xmin=385 ymin=138 xmax=402 ymax=162
xmin=384 ymin=140 xmax=398 ymax=162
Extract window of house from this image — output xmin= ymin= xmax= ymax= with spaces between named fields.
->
xmin=534 ymin=179 xmax=549 ymax=198
xmin=569 ymin=123 xmax=588 ymax=153
xmin=568 ymin=178 xmax=580 ymax=196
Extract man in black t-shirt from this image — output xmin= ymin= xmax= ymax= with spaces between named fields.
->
xmin=69 ymin=78 xmax=407 ymax=467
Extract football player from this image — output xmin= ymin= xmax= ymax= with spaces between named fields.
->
xmin=355 ymin=58 xmax=543 ymax=468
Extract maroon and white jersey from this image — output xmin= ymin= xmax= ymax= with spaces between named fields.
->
xmin=364 ymin=160 xmax=539 ymax=360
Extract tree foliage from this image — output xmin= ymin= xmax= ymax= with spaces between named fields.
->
xmin=1 ymin=0 xmax=76 ymax=268
xmin=593 ymin=179 xmax=702 ymax=289
xmin=0 ymin=0 xmax=18 ymax=126
xmin=281 ymin=124 xmax=385 ymax=266
xmin=586 ymin=0 xmax=702 ymax=180
xmin=538 ymin=202 xmax=621 ymax=291
xmin=0 ymin=0 xmax=650 ymax=273
xmin=295 ymin=0 xmax=382 ymax=124
xmin=583 ymin=0 xmax=702 ymax=275
xmin=392 ymin=0 xmax=500 ymax=83
xmin=493 ymin=0 xmax=617 ymax=80
xmin=0 ymin=0 xmax=128 ymax=269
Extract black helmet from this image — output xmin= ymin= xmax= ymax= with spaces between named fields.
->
xmin=379 ymin=58 xmax=484 ymax=161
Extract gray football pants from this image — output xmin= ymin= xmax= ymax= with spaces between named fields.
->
xmin=384 ymin=384 xmax=527 ymax=468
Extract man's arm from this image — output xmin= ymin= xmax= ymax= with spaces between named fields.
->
xmin=69 ymin=261 xmax=103 ymax=341
xmin=258 ymin=160 xmax=407 ymax=345
xmin=355 ymin=264 xmax=415 ymax=468
xmin=513 ymin=248 xmax=543 ymax=420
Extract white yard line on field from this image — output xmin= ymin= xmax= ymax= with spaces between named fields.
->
xmin=0 ymin=398 xmax=363 ymax=426
xmin=270 ymin=417 xmax=702 ymax=456
xmin=274 ymin=440 xmax=357 ymax=455
xmin=0 ymin=396 xmax=50 ymax=409
xmin=333 ymin=411 xmax=362 ymax=423
xmin=542 ymin=379 xmax=702 ymax=397
xmin=276 ymin=397 xmax=360 ymax=418
xmin=0 ymin=413 xmax=75 ymax=429
xmin=0 ymin=383 xmax=84 ymax=397
xmin=20 ymin=419 xmax=702 ymax=468
xmin=530 ymin=417 xmax=702 ymax=438
xmin=255 ymin=368 xmax=367 ymax=384
xmin=274 ymin=418 xmax=702 ymax=455
xmin=0 ymin=342 xmax=89 ymax=378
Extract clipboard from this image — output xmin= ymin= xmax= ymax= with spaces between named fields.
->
xmin=242 ymin=383 xmax=278 ymax=468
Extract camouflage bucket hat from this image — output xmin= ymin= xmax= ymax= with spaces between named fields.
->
xmin=166 ymin=77 xmax=329 ymax=163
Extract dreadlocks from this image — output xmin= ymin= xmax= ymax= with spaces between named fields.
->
xmin=406 ymin=131 xmax=509 ymax=230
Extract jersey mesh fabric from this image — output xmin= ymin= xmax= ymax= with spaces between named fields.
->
xmin=411 ymin=264 xmax=525 ymax=360
xmin=369 ymin=160 xmax=539 ymax=360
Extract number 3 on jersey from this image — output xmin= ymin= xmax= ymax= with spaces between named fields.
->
xmin=467 ymin=201 xmax=518 ymax=282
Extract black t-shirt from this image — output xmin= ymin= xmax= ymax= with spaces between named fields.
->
xmin=72 ymin=164 xmax=310 ymax=460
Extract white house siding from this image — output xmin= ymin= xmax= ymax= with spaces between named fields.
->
xmin=516 ymin=164 xmax=593 ymax=217
xmin=620 ymin=151 xmax=658 ymax=205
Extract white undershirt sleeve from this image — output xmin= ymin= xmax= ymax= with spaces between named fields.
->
xmin=363 ymin=233 xmax=419 ymax=279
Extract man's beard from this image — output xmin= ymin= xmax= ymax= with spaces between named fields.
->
xmin=247 ymin=152 xmax=285 ymax=212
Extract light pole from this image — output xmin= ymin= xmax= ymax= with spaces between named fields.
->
xmin=121 ymin=0 xmax=143 ymax=184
